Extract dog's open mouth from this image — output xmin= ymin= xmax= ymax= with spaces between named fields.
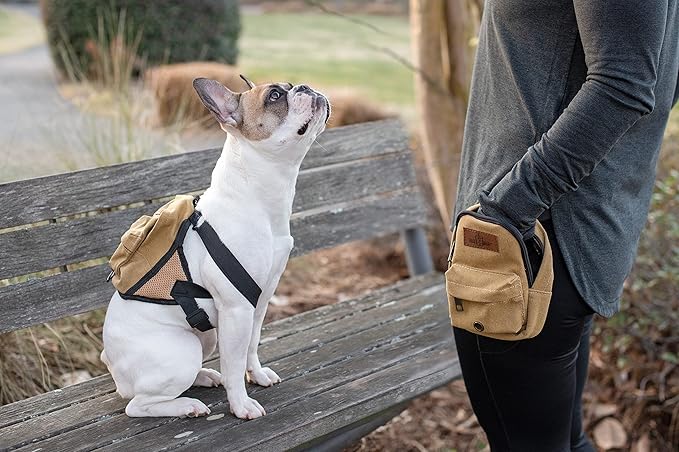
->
xmin=297 ymin=117 xmax=312 ymax=135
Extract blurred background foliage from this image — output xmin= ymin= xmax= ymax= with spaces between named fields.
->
xmin=41 ymin=0 xmax=241 ymax=78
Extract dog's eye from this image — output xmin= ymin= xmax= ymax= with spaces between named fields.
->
xmin=269 ymin=90 xmax=281 ymax=101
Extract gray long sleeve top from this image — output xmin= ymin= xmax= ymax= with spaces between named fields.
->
xmin=454 ymin=0 xmax=679 ymax=316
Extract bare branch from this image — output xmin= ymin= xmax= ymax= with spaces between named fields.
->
xmin=365 ymin=43 xmax=453 ymax=101
xmin=303 ymin=0 xmax=400 ymax=39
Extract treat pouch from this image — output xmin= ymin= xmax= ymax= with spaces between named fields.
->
xmin=445 ymin=205 xmax=554 ymax=340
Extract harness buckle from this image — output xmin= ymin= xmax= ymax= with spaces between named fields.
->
xmin=189 ymin=210 xmax=203 ymax=230
xmin=185 ymin=307 xmax=211 ymax=331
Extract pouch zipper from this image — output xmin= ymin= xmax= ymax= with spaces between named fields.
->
xmin=454 ymin=210 xmax=536 ymax=287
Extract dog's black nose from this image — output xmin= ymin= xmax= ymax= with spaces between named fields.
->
xmin=296 ymin=84 xmax=312 ymax=93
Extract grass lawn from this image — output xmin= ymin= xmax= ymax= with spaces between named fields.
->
xmin=239 ymin=12 xmax=414 ymax=115
xmin=0 ymin=5 xmax=45 ymax=55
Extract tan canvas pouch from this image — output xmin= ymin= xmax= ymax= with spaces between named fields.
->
xmin=445 ymin=205 xmax=554 ymax=340
xmin=109 ymin=195 xmax=196 ymax=294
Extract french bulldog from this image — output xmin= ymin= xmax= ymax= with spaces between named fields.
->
xmin=101 ymin=77 xmax=329 ymax=419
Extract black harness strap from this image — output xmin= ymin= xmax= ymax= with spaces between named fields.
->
xmin=171 ymin=280 xmax=214 ymax=332
xmin=114 ymin=197 xmax=261 ymax=332
xmin=188 ymin=210 xmax=262 ymax=308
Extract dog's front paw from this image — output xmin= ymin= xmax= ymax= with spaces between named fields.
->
xmin=229 ymin=396 xmax=266 ymax=420
xmin=247 ymin=367 xmax=282 ymax=387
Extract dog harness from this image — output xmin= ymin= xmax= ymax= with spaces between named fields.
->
xmin=107 ymin=195 xmax=261 ymax=331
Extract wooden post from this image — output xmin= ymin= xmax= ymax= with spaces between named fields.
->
xmin=410 ymin=0 xmax=480 ymax=229
xmin=403 ymin=227 xmax=434 ymax=275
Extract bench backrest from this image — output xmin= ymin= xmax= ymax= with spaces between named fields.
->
xmin=0 ymin=120 xmax=429 ymax=334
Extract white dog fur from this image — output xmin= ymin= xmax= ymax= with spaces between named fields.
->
xmin=101 ymin=79 xmax=329 ymax=420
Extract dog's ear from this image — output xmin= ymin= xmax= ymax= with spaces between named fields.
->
xmin=239 ymin=74 xmax=255 ymax=90
xmin=193 ymin=78 xmax=241 ymax=128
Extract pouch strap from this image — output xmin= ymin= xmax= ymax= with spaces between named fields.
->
xmin=188 ymin=210 xmax=262 ymax=308
xmin=171 ymin=280 xmax=214 ymax=331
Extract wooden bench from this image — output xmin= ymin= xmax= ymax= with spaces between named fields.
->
xmin=0 ymin=119 xmax=460 ymax=451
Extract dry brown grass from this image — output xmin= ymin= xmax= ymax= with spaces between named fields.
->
xmin=0 ymin=312 xmax=105 ymax=405
xmin=146 ymin=62 xmax=246 ymax=127
xmin=327 ymin=92 xmax=395 ymax=129
xmin=146 ymin=65 xmax=395 ymax=131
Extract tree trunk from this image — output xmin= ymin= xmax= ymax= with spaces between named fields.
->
xmin=410 ymin=0 xmax=479 ymax=229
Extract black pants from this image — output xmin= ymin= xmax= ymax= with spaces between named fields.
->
xmin=453 ymin=219 xmax=596 ymax=452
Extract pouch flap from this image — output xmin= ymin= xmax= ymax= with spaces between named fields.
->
xmin=121 ymin=215 xmax=155 ymax=253
xmin=109 ymin=195 xmax=196 ymax=293
xmin=446 ymin=263 xmax=523 ymax=303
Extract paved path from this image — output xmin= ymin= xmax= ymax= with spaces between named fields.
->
xmin=0 ymin=3 xmax=82 ymax=182
xmin=0 ymin=3 xmax=225 ymax=183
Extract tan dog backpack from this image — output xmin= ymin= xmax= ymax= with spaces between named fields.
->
xmin=445 ymin=205 xmax=554 ymax=340
xmin=109 ymin=195 xmax=196 ymax=298
xmin=108 ymin=195 xmax=262 ymax=331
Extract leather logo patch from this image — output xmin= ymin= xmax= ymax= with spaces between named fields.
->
xmin=463 ymin=228 xmax=499 ymax=252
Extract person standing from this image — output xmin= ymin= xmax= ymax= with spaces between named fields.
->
xmin=452 ymin=1 xmax=679 ymax=451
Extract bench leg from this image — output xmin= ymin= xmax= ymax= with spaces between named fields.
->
xmin=305 ymin=402 xmax=408 ymax=452
xmin=402 ymin=227 xmax=434 ymax=276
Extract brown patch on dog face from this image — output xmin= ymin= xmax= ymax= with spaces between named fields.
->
xmin=237 ymin=83 xmax=290 ymax=141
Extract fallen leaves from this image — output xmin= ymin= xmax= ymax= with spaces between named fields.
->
xmin=593 ymin=418 xmax=627 ymax=450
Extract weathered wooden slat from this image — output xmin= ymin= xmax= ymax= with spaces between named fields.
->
xmin=0 ymin=274 xmax=441 ymax=429
xmin=3 ymin=283 xmax=449 ymax=450
xmin=294 ymin=151 xmax=415 ymax=215
xmin=131 ymin=342 xmax=456 ymax=452
xmin=254 ymin=363 xmax=458 ymax=452
xmin=260 ymin=272 xmax=442 ymax=340
xmin=0 ymin=119 xmax=408 ymax=229
xmin=290 ymin=189 xmax=427 ymax=257
xmin=0 ymin=152 xmax=416 ymax=280
xmin=0 ymin=265 xmax=110 ymax=335
xmin=0 ymin=189 xmax=428 ymax=334
xmin=54 ymin=323 xmax=452 ymax=452
xmin=0 ymin=274 xmax=442 ymax=429
xmin=0 ymin=374 xmax=115 ymax=431
xmin=18 ymin=328 xmax=451 ymax=452
xmin=261 ymin=286 xmax=444 ymax=362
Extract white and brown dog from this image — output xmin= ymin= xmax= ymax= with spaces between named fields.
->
xmin=101 ymin=78 xmax=329 ymax=419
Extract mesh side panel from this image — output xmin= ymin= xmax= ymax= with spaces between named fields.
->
xmin=134 ymin=251 xmax=188 ymax=300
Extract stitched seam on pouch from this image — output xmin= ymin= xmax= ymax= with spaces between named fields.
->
xmin=449 ymin=281 xmax=521 ymax=294
xmin=455 ymin=263 xmax=517 ymax=278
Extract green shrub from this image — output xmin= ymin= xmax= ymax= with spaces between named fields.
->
xmin=41 ymin=0 xmax=240 ymax=78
